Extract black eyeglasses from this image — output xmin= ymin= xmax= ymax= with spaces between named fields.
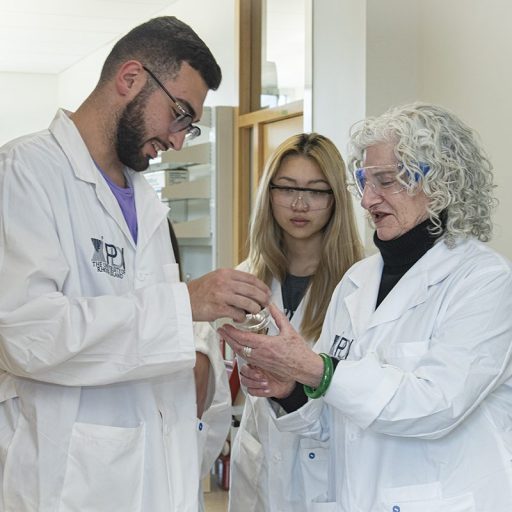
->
xmin=142 ymin=65 xmax=201 ymax=141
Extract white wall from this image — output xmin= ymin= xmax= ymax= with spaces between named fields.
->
xmin=0 ymin=72 xmax=58 ymax=145
xmin=58 ymin=0 xmax=237 ymax=112
xmin=366 ymin=0 xmax=419 ymax=117
xmin=312 ymin=0 xmax=512 ymax=259
xmin=311 ymin=0 xmax=368 ymax=241
xmin=161 ymin=0 xmax=236 ymax=106
xmin=58 ymin=47 xmax=111 ymax=111
xmin=417 ymin=0 xmax=512 ymax=258
xmin=1 ymin=0 xmax=237 ymax=142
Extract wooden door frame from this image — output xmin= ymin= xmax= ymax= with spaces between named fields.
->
xmin=234 ymin=0 xmax=304 ymax=263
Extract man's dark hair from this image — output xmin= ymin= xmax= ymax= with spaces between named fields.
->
xmin=99 ymin=16 xmax=221 ymax=90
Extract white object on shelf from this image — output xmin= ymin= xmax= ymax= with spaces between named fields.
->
xmin=161 ymin=175 xmax=210 ymax=200
xmin=160 ymin=142 xmax=211 ymax=166
xmin=173 ymin=217 xmax=211 ymax=238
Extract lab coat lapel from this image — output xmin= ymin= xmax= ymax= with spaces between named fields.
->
xmin=344 ymin=254 xmax=383 ymax=338
xmin=131 ymin=170 xmax=169 ymax=251
xmin=93 ymin=176 xmax=138 ymax=249
xmin=49 ymin=109 xmax=165 ymax=249
xmin=367 ymin=240 xmax=463 ymax=329
xmin=271 ymin=278 xmax=284 ymax=311
xmin=269 ymin=278 xmax=284 ymax=335
xmin=344 ymin=241 xmax=462 ymax=335
xmin=368 ymin=268 xmax=429 ymax=328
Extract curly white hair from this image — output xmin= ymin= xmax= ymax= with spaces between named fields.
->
xmin=348 ymin=102 xmax=497 ymax=246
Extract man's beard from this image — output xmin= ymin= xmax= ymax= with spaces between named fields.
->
xmin=116 ymin=90 xmax=151 ymax=172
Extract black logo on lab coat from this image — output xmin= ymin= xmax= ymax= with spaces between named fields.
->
xmin=330 ymin=335 xmax=353 ymax=360
xmin=91 ymin=237 xmax=126 ymax=279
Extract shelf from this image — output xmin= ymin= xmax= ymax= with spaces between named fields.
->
xmin=161 ymin=175 xmax=210 ymax=200
xmin=144 ymin=107 xmax=234 ymax=279
xmin=173 ymin=217 xmax=211 ymax=238
xmin=175 ymin=237 xmax=212 ymax=247
xmin=160 ymin=142 xmax=211 ymax=166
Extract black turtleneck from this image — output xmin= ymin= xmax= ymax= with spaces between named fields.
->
xmin=373 ymin=218 xmax=441 ymax=308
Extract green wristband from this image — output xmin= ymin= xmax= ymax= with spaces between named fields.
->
xmin=303 ymin=353 xmax=334 ymax=399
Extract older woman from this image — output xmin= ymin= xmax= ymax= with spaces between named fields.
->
xmin=220 ymin=103 xmax=512 ymax=511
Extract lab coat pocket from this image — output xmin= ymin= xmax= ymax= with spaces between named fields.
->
xmin=383 ymin=340 xmax=430 ymax=371
xmin=161 ymin=406 xmax=199 ymax=512
xmin=381 ymin=482 xmax=475 ymax=512
xmin=59 ymin=422 xmax=145 ymax=512
xmin=299 ymin=438 xmax=329 ymax=504
xmin=230 ymin=428 xmax=264 ymax=512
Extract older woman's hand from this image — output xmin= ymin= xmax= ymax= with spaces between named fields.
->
xmin=218 ymin=303 xmax=324 ymax=389
xmin=238 ymin=363 xmax=296 ymax=399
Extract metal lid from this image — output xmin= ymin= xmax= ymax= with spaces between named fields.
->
xmin=233 ymin=307 xmax=270 ymax=332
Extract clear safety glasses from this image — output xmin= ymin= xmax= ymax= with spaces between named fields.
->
xmin=269 ymin=183 xmax=334 ymax=210
xmin=352 ymin=162 xmax=430 ymax=198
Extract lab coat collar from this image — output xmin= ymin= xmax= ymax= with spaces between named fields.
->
xmin=130 ymin=169 xmax=169 ymax=249
xmin=345 ymin=240 xmax=465 ymax=335
xmin=49 ymin=109 xmax=102 ymax=185
xmin=49 ymin=109 xmax=169 ymax=250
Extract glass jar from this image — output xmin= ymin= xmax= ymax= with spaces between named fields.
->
xmin=223 ymin=308 xmax=272 ymax=394
xmin=232 ymin=307 xmax=271 ymax=335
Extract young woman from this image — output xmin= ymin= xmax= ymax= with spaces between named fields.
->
xmin=228 ymin=133 xmax=363 ymax=512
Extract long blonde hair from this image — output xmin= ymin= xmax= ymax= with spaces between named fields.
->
xmin=248 ymin=133 xmax=363 ymax=341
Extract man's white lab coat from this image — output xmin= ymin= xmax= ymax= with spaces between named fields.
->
xmin=0 ymin=110 xmax=200 ymax=511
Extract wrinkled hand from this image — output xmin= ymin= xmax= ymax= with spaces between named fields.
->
xmin=187 ymin=268 xmax=270 ymax=322
xmin=239 ymin=363 xmax=296 ymax=399
xmin=219 ymin=304 xmax=324 ymax=388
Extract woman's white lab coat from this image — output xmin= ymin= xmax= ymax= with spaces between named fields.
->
xmin=0 ymin=110 xmax=201 ymax=511
xmin=229 ymin=264 xmax=329 ymax=512
xmin=276 ymin=239 xmax=512 ymax=512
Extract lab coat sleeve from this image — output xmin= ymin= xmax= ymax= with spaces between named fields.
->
xmin=273 ymin=396 xmax=330 ymax=441
xmin=193 ymin=322 xmax=231 ymax=477
xmin=323 ymin=259 xmax=512 ymax=439
xmin=270 ymin=278 xmax=349 ymax=439
xmin=0 ymin=147 xmax=195 ymax=386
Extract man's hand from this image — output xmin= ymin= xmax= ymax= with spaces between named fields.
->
xmin=187 ymin=268 xmax=270 ymax=323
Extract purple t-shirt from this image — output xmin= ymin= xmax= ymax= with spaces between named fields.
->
xmin=97 ymin=165 xmax=138 ymax=243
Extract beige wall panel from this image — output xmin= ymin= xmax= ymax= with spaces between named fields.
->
xmin=262 ymin=115 xmax=304 ymax=170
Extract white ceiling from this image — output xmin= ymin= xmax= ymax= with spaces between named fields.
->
xmin=0 ymin=0 xmax=178 ymax=74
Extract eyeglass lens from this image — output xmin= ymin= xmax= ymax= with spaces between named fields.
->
xmin=169 ymin=114 xmax=201 ymax=141
xmin=270 ymin=186 xmax=333 ymax=210
xmin=354 ymin=165 xmax=402 ymax=196
xmin=143 ymin=65 xmax=201 ymax=141
xmin=354 ymin=162 xmax=430 ymax=196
